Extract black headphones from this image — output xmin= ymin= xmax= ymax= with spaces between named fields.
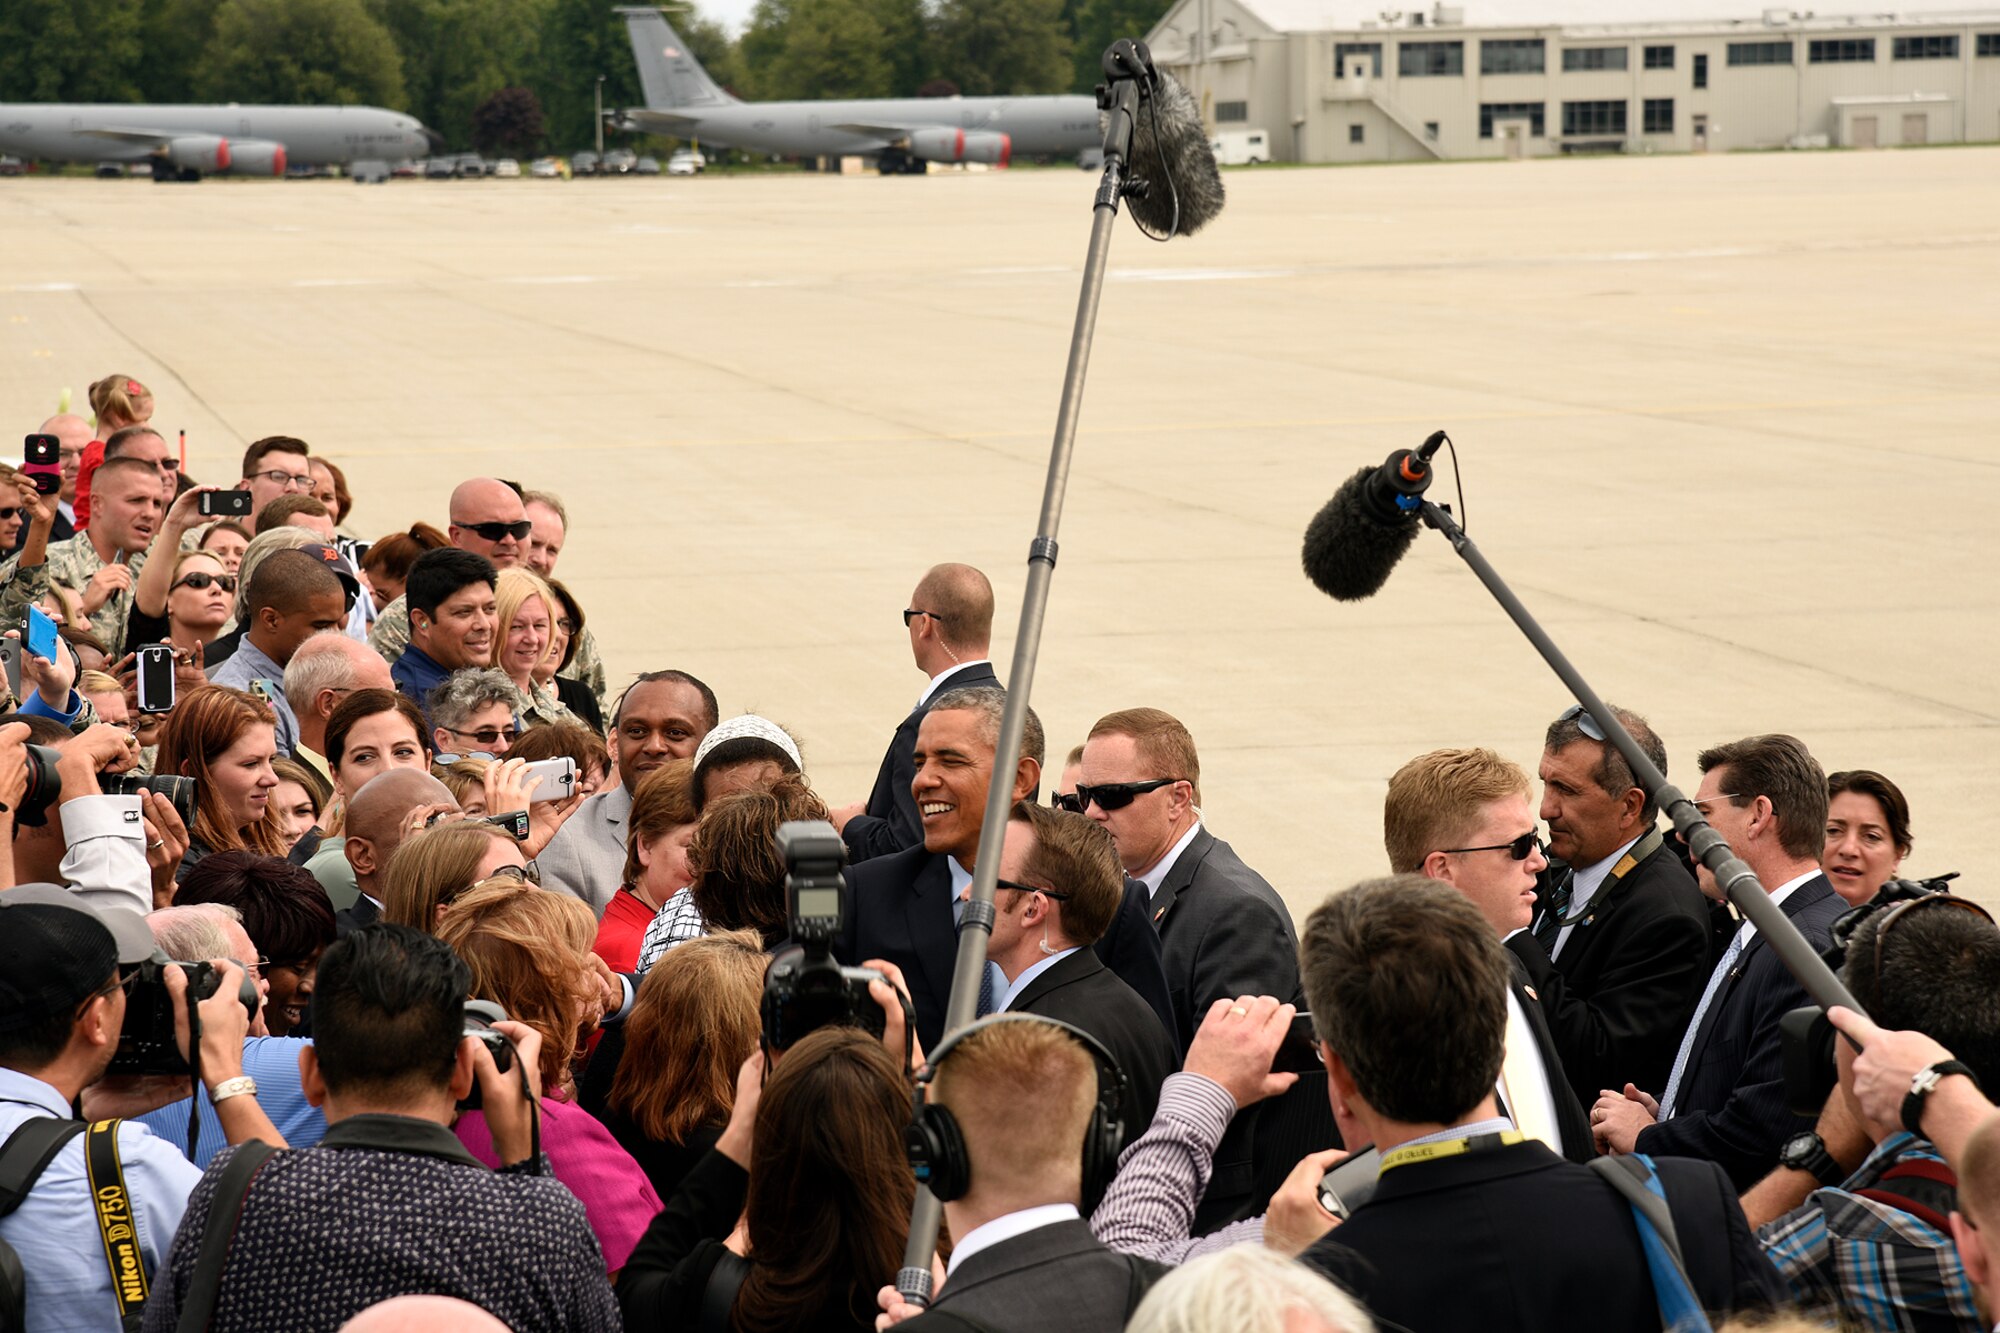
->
xmin=904 ymin=1013 xmax=1128 ymax=1214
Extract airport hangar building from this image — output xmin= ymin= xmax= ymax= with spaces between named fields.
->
xmin=1145 ymin=0 xmax=2000 ymax=161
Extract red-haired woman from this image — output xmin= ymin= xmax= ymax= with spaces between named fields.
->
xmin=155 ymin=684 xmax=290 ymax=882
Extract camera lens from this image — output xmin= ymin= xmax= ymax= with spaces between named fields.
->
xmin=100 ymin=772 xmax=198 ymax=829
xmin=14 ymin=744 xmax=63 ymax=828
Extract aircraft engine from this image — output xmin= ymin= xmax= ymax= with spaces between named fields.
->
xmin=224 ymin=139 xmax=287 ymax=176
xmin=162 ymin=134 xmax=231 ymax=173
xmin=906 ymin=128 xmax=1011 ymax=167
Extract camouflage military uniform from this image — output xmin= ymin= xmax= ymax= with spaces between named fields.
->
xmin=0 ymin=534 xmax=147 ymax=656
xmin=369 ymin=592 xmax=607 ymax=719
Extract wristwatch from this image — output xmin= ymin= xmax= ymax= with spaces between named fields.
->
xmin=1903 ymin=1061 xmax=1977 ymax=1137
xmin=1777 ymin=1131 xmax=1844 ymax=1187
xmin=209 ymin=1076 xmax=258 ymax=1104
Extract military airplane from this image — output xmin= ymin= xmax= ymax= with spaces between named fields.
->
xmin=0 ymin=103 xmax=437 ymax=180
xmin=613 ymin=7 xmax=1101 ymax=173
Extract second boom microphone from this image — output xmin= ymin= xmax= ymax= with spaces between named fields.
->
xmin=1300 ymin=432 xmax=1446 ymax=602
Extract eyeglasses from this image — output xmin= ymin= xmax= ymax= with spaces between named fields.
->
xmin=251 ymin=469 xmax=315 ymax=491
xmin=1440 ymin=830 xmax=1543 ymax=861
xmin=171 ymin=571 xmax=238 ymax=594
xmin=453 ymin=519 xmax=533 ymax=543
xmin=995 ymin=877 xmax=1072 ymax=901
xmin=555 ymin=618 xmax=576 ymax=635
xmin=1556 ymin=704 xmax=1606 ymax=743
xmin=484 ymin=863 xmax=541 ymax=886
xmin=903 ymin=608 xmax=942 ymax=627
xmin=1073 ymin=778 xmax=1180 ymax=812
xmin=1050 ymin=792 xmax=1083 ymax=814
xmin=0 ymin=507 xmax=18 ymax=521
xmin=1691 ymin=793 xmax=1743 ymax=820
xmin=441 ymin=725 xmax=518 ymax=747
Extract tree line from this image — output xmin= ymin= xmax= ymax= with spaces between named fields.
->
xmin=0 ymin=0 xmax=1174 ymax=155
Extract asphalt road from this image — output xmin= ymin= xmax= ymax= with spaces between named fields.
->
xmin=4 ymin=148 xmax=1995 ymax=921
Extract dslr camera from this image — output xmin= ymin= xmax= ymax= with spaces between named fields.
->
xmin=457 ymin=998 xmax=515 ymax=1110
xmin=12 ymin=742 xmax=198 ymax=831
xmin=110 ymin=958 xmax=262 ymax=1076
xmin=761 ymin=820 xmax=887 ymax=1053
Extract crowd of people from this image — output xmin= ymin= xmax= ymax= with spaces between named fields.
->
xmin=2 ymin=375 xmax=1997 ymax=1333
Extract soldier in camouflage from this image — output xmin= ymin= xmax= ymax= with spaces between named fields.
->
xmin=0 ymin=457 xmax=164 ymax=657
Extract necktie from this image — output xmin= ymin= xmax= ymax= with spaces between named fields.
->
xmin=956 ymin=889 xmax=997 ymax=1017
xmin=1532 ymin=867 xmax=1574 ymax=953
xmin=1659 ymin=929 xmax=1746 ymax=1120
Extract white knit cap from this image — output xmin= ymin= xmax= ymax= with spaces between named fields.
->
xmin=691 ymin=714 xmax=803 ymax=775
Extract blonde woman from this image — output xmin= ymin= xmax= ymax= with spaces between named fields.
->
xmin=489 ymin=567 xmax=575 ymax=731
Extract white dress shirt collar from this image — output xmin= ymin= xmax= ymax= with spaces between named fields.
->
xmin=945 ymin=1203 xmax=1080 ymax=1277
xmin=1138 ymin=820 xmax=1203 ymax=901
xmin=1737 ymin=868 xmax=1819 ymax=946
xmin=918 ymin=659 xmax=994 ymax=710
xmin=998 ymin=946 xmax=1079 ymax=1012
xmin=1553 ymin=832 xmax=1644 ymax=958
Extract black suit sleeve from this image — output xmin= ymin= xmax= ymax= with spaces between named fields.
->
xmin=1506 ymin=898 xmax=1709 ymax=1101
xmin=1179 ymin=898 xmax=1301 ymax=1047
xmin=844 ymin=714 xmax=923 ymax=863
xmin=617 ymin=1146 xmax=749 ymax=1327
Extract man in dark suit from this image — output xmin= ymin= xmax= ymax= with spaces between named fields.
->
xmin=1297 ymin=877 xmax=1784 ymax=1333
xmin=1387 ymin=747 xmax=1593 ymax=1163
xmin=331 ymin=769 xmax=458 ymax=936
xmin=1593 ymin=733 xmax=1849 ymax=1190
xmin=892 ymin=1017 xmax=1169 ymax=1333
xmin=1509 ymin=705 xmax=1712 ymax=1105
xmin=990 ymin=800 xmax=1177 ymax=1144
xmin=836 ymin=562 xmax=999 ymax=864
xmin=840 ymin=688 xmax=1173 ymax=1052
xmin=1080 ymin=707 xmax=1302 ymax=1227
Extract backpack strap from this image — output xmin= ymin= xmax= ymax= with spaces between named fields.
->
xmin=174 ymin=1141 xmax=278 ymax=1333
xmin=1589 ymin=1154 xmax=1714 ymax=1333
xmin=0 ymin=1118 xmax=88 ymax=1333
xmin=697 ymin=1249 xmax=750 ymax=1333
xmin=1857 ymin=1158 xmax=1959 ymax=1234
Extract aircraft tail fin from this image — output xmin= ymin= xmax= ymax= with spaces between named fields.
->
xmin=616 ymin=7 xmax=737 ymax=111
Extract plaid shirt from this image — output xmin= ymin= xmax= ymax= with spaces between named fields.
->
xmin=0 ymin=532 xmax=148 ymax=654
xmin=633 ymin=886 xmax=706 ymax=975
xmin=1759 ymin=1132 xmax=1980 ymax=1332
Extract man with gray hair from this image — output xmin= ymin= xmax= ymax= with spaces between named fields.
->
xmin=1507 ymin=703 xmax=1712 ymax=1105
xmin=838 ymin=685 xmax=1172 ymax=1052
xmin=427 ymin=668 xmax=519 ymax=759
xmin=283 ymin=634 xmax=394 ymax=786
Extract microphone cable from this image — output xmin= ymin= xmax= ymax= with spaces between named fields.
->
xmin=1129 ymin=88 xmax=1182 ymax=243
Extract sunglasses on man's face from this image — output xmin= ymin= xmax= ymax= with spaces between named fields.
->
xmin=1050 ymin=792 xmax=1083 ymax=814
xmin=171 ymin=571 xmax=238 ymax=594
xmin=1073 ymin=778 xmax=1180 ymax=812
xmin=455 ymin=519 xmax=533 ymax=543
xmin=1439 ymin=830 xmax=1544 ymax=862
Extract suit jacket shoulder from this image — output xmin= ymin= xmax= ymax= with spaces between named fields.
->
xmin=1014 ymin=950 xmax=1178 ymax=1143
xmin=846 ymin=663 xmax=1003 ymax=864
xmin=917 ymin=1220 xmax=1165 ymax=1333
xmin=843 ymin=845 xmax=957 ymax=1050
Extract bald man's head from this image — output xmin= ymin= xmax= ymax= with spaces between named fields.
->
xmin=339 ymin=1296 xmax=509 ymax=1333
xmin=345 ymin=769 xmax=456 ymax=888
xmin=39 ymin=414 xmax=93 ymax=504
xmin=911 ymin=563 xmax=994 ymax=657
xmin=446 ymin=478 xmax=528 ymax=569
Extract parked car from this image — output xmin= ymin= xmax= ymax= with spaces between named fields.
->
xmin=634 ymin=155 xmax=661 ymax=175
xmin=0 ymin=155 xmax=24 ymax=176
xmin=391 ymin=160 xmax=422 ymax=179
xmin=492 ymin=157 xmax=520 ymax=178
xmin=424 ymin=157 xmax=455 ymax=179
xmin=601 ymin=148 xmax=637 ymax=174
xmin=454 ymin=153 xmax=489 ymax=177
xmin=666 ymin=148 xmax=705 ymax=176
xmin=95 ymin=161 xmax=126 ymax=178
xmin=529 ymin=156 xmax=563 ymax=178
xmin=571 ymin=151 xmax=599 ymax=175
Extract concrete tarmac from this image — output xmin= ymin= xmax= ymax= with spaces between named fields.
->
xmin=3 ymin=147 xmax=1996 ymax=921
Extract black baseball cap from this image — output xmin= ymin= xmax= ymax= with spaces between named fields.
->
xmin=0 ymin=885 xmax=159 ymax=1033
xmin=297 ymin=542 xmax=362 ymax=609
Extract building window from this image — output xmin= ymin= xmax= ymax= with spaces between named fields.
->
xmin=1479 ymin=101 xmax=1546 ymax=137
xmin=1562 ymin=99 xmax=1628 ymax=135
xmin=1335 ymin=41 xmax=1384 ymax=76
xmin=1978 ymin=33 xmax=2000 ymax=56
xmin=1425 ymin=121 xmax=1439 ymax=141
xmin=1348 ymin=123 xmax=1365 ymax=143
xmin=1808 ymin=38 xmax=1874 ymax=62
xmin=1893 ymin=34 xmax=1959 ymax=59
xmin=1216 ymin=101 xmax=1248 ymax=122
xmin=1693 ymin=52 xmax=1708 ymax=86
xmin=1481 ymin=39 xmax=1545 ymax=74
xmin=1563 ymin=46 xmax=1629 ymax=71
xmin=1644 ymin=44 xmax=1675 ymax=68
xmin=1398 ymin=40 xmax=1464 ymax=76
xmin=1728 ymin=41 xmax=1793 ymax=65
xmin=1643 ymin=98 xmax=1674 ymax=132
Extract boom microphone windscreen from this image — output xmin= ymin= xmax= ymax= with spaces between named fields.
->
xmin=1124 ymin=71 xmax=1225 ymax=238
xmin=1302 ymin=465 xmax=1422 ymax=601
